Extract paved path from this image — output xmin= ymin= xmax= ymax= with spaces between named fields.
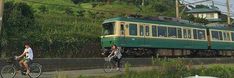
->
xmin=14 ymin=66 xmax=153 ymax=78
xmin=13 ymin=64 xmax=234 ymax=78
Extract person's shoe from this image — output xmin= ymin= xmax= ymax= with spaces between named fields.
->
xmin=26 ymin=70 xmax=30 ymax=75
xmin=21 ymin=71 xmax=26 ymax=75
xmin=116 ymin=68 xmax=120 ymax=71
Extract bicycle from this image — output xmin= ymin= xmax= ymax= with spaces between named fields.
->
xmin=0 ymin=56 xmax=42 ymax=78
xmin=103 ymin=57 xmax=125 ymax=73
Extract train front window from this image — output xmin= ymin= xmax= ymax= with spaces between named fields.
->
xmin=103 ymin=22 xmax=115 ymax=35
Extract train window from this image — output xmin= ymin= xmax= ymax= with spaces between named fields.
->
xmin=158 ymin=26 xmax=167 ymax=37
xmin=188 ymin=29 xmax=192 ymax=39
xmin=168 ymin=27 xmax=177 ymax=38
xmin=129 ymin=24 xmax=137 ymax=36
xmin=152 ymin=25 xmax=157 ymax=37
xmin=120 ymin=23 xmax=124 ymax=35
xmin=219 ymin=31 xmax=223 ymax=40
xmin=145 ymin=26 xmax=150 ymax=36
xmin=232 ymin=32 xmax=234 ymax=41
xmin=193 ymin=29 xmax=198 ymax=39
xmin=183 ymin=29 xmax=192 ymax=39
xmin=197 ymin=30 xmax=205 ymax=40
xmin=227 ymin=32 xmax=231 ymax=41
xmin=140 ymin=25 xmax=144 ymax=36
xmin=223 ymin=32 xmax=230 ymax=41
xmin=102 ymin=22 xmax=115 ymax=35
xmin=211 ymin=31 xmax=219 ymax=40
xmin=183 ymin=29 xmax=187 ymax=38
xmin=177 ymin=28 xmax=182 ymax=38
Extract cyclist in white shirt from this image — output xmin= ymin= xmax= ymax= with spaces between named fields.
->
xmin=108 ymin=44 xmax=122 ymax=70
xmin=17 ymin=42 xmax=33 ymax=75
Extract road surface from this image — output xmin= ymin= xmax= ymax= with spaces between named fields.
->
xmin=14 ymin=66 xmax=153 ymax=78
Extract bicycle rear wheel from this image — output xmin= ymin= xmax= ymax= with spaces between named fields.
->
xmin=103 ymin=62 xmax=114 ymax=73
xmin=118 ymin=61 xmax=125 ymax=72
xmin=0 ymin=65 xmax=16 ymax=78
xmin=28 ymin=63 xmax=42 ymax=78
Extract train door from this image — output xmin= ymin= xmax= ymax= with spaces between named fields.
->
xmin=183 ymin=28 xmax=192 ymax=48
xmin=144 ymin=25 xmax=150 ymax=46
xmin=139 ymin=24 xmax=150 ymax=46
xmin=120 ymin=22 xmax=126 ymax=46
xmin=139 ymin=25 xmax=145 ymax=46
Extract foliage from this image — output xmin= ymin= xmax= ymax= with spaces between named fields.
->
xmin=76 ymin=9 xmax=86 ymax=17
xmin=183 ymin=14 xmax=209 ymax=25
xmin=1 ymin=1 xmax=36 ymax=57
xmin=78 ymin=59 xmax=234 ymax=78
xmin=1 ymin=0 xmax=182 ymax=58
xmin=194 ymin=17 xmax=209 ymax=25
xmin=65 ymin=7 xmax=74 ymax=15
xmin=38 ymin=5 xmax=48 ymax=13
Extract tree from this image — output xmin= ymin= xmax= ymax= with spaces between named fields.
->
xmin=194 ymin=17 xmax=208 ymax=25
xmin=182 ymin=14 xmax=208 ymax=25
xmin=1 ymin=2 xmax=35 ymax=57
xmin=183 ymin=14 xmax=195 ymax=22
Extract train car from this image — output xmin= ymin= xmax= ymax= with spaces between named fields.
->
xmin=100 ymin=17 xmax=234 ymax=57
xmin=208 ymin=26 xmax=234 ymax=56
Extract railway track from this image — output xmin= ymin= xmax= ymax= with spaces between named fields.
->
xmin=0 ymin=57 xmax=233 ymax=72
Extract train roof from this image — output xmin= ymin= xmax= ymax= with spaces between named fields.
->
xmin=103 ymin=17 xmax=206 ymax=28
xmin=103 ymin=17 xmax=234 ymax=31
xmin=208 ymin=26 xmax=234 ymax=31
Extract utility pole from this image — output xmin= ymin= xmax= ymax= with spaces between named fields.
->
xmin=226 ymin=0 xmax=231 ymax=25
xmin=0 ymin=0 xmax=3 ymax=35
xmin=176 ymin=0 xmax=180 ymax=19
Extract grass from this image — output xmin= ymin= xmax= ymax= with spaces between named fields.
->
xmin=51 ymin=58 xmax=234 ymax=78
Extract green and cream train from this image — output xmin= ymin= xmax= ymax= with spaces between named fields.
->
xmin=101 ymin=17 xmax=234 ymax=57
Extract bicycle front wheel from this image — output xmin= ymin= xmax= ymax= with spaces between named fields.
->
xmin=28 ymin=63 xmax=42 ymax=78
xmin=0 ymin=65 xmax=16 ymax=78
xmin=103 ymin=62 xmax=114 ymax=73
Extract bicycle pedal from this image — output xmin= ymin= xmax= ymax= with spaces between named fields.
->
xmin=21 ymin=71 xmax=26 ymax=75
